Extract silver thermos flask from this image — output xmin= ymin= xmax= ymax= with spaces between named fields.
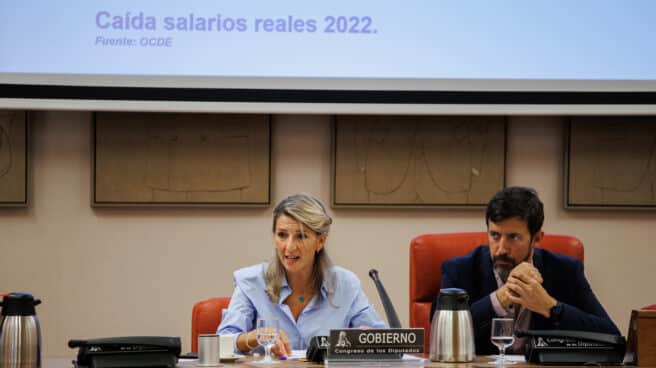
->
xmin=429 ymin=288 xmax=475 ymax=362
xmin=0 ymin=293 xmax=42 ymax=368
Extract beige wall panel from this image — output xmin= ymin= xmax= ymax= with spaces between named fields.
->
xmin=0 ymin=110 xmax=27 ymax=204
xmin=94 ymin=112 xmax=270 ymax=205
xmin=334 ymin=116 xmax=505 ymax=206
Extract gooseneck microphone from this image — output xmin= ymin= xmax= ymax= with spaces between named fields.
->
xmin=368 ymin=269 xmax=402 ymax=328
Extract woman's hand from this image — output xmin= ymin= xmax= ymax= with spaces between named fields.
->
xmin=270 ymin=329 xmax=291 ymax=358
xmin=237 ymin=330 xmax=259 ymax=353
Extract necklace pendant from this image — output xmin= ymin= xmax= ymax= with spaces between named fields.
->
xmin=299 ymin=295 xmax=305 ymax=303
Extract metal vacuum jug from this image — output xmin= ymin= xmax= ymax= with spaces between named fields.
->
xmin=0 ymin=293 xmax=42 ymax=368
xmin=429 ymin=288 xmax=475 ymax=362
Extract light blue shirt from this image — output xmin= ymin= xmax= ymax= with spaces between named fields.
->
xmin=218 ymin=262 xmax=386 ymax=352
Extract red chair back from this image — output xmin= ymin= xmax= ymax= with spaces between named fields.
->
xmin=409 ymin=232 xmax=583 ymax=352
xmin=191 ymin=297 xmax=231 ymax=352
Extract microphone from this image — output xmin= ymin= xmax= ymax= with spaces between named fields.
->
xmin=368 ymin=269 xmax=402 ymax=328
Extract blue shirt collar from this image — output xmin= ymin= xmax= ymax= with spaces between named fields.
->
xmin=278 ymin=271 xmax=331 ymax=304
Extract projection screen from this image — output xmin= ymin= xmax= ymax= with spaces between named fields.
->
xmin=1 ymin=0 xmax=655 ymax=113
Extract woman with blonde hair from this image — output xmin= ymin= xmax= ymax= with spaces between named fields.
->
xmin=218 ymin=193 xmax=385 ymax=357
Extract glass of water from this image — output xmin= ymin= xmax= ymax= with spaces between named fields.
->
xmin=489 ymin=318 xmax=516 ymax=365
xmin=254 ymin=318 xmax=280 ymax=364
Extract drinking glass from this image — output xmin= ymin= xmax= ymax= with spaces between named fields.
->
xmin=254 ymin=318 xmax=280 ymax=364
xmin=489 ymin=318 xmax=516 ymax=365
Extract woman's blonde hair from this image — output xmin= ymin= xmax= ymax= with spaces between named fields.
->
xmin=265 ymin=193 xmax=334 ymax=303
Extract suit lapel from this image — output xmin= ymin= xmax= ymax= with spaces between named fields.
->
xmin=478 ymin=246 xmax=498 ymax=298
xmin=533 ymin=249 xmax=549 ymax=291
xmin=530 ymin=248 xmax=550 ymax=329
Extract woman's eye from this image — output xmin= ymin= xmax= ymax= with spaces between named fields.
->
xmin=277 ymin=232 xmax=288 ymax=239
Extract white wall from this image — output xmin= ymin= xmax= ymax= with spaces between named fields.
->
xmin=1 ymin=112 xmax=654 ymax=357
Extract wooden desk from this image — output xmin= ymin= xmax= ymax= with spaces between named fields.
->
xmin=45 ymin=356 xmax=653 ymax=368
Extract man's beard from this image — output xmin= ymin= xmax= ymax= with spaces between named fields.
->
xmin=493 ymin=254 xmax=517 ymax=283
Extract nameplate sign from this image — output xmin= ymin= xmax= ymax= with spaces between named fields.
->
xmin=326 ymin=328 xmax=424 ymax=360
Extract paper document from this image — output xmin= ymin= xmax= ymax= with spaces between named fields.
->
xmin=401 ymin=354 xmax=424 ymax=361
xmin=287 ymin=349 xmax=308 ymax=360
xmin=491 ymin=354 xmax=526 ymax=363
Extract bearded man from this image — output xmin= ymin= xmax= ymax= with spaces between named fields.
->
xmin=440 ymin=187 xmax=619 ymax=354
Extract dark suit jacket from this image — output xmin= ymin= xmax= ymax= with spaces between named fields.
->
xmin=440 ymin=246 xmax=620 ymax=355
